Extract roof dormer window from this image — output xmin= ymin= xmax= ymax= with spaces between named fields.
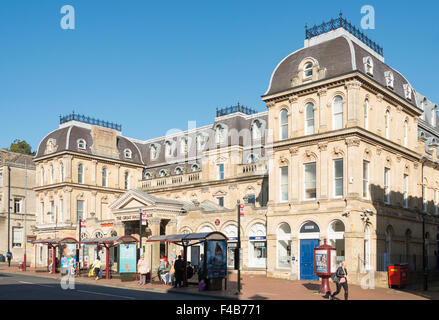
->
xmin=77 ymin=139 xmax=86 ymax=150
xmin=191 ymin=164 xmax=200 ymax=172
xmin=124 ymin=148 xmax=132 ymax=159
xmin=303 ymin=62 xmax=313 ymax=79
xmin=159 ymin=169 xmax=167 ymax=177
xmin=403 ymin=84 xmax=412 ymax=100
xmin=174 ymin=167 xmax=183 ymax=175
xmin=384 ymin=71 xmax=394 ymax=89
xmin=363 ymin=56 xmax=374 ymax=76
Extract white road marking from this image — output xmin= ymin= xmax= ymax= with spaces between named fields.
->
xmin=76 ymin=289 xmax=136 ymax=300
xmin=18 ymin=281 xmax=33 ymax=284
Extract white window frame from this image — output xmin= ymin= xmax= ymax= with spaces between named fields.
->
xmin=102 ymin=167 xmax=108 ymax=187
xmin=12 ymin=227 xmax=23 ymax=248
xmin=333 ymin=159 xmax=344 ymax=198
xmin=364 ymin=100 xmax=369 ymax=130
xmin=332 ymin=96 xmax=343 ymax=130
xmin=276 ymin=223 xmax=292 ymax=269
xmin=363 ymin=160 xmax=370 ymax=200
xmin=124 ymin=172 xmax=130 ymax=190
xmin=76 ymin=200 xmax=84 ymax=222
xmin=384 ymin=168 xmax=390 ymax=204
xmin=304 ymin=162 xmax=317 ymax=201
xmin=385 ymin=110 xmax=390 ymax=139
xmin=280 ymin=166 xmax=289 ymax=203
xmin=403 ymin=121 xmax=408 ymax=147
xmin=384 ymin=71 xmax=394 ymax=89
xmin=303 ymin=62 xmax=313 ymax=79
xmin=280 ymin=109 xmax=289 ymax=140
xmin=191 ymin=164 xmax=200 ymax=172
xmin=78 ymin=164 xmax=84 ymax=184
xmin=404 ymin=174 xmax=409 ymax=208
xmin=14 ymin=198 xmax=22 ymax=213
xmin=77 ymin=139 xmax=86 ymax=150
xmin=305 ymin=103 xmax=315 ymax=135
xmin=124 ymin=149 xmax=132 ymax=159
xmin=363 ymin=56 xmax=374 ymax=76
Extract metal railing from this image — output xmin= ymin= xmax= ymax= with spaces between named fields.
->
xmin=59 ymin=112 xmax=122 ymax=131
xmin=216 ymin=102 xmax=257 ymax=117
xmin=305 ymin=13 xmax=383 ymax=56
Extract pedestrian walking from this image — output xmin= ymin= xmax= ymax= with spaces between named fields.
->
xmin=174 ymin=255 xmax=185 ymax=288
xmin=169 ymin=260 xmax=175 ymax=286
xmin=137 ymin=254 xmax=149 ymax=285
xmin=91 ymin=257 xmax=102 ymax=281
xmin=330 ymin=261 xmax=348 ymax=300
xmin=6 ymin=251 xmax=12 ymax=267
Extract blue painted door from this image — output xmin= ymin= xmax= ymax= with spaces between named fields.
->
xmin=300 ymin=239 xmax=319 ymax=280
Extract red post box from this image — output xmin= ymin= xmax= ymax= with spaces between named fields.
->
xmin=314 ymin=239 xmax=337 ymax=294
xmin=388 ymin=264 xmax=408 ymax=288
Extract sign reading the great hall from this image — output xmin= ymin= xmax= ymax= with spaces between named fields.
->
xmin=116 ymin=211 xmax=176 ymax=222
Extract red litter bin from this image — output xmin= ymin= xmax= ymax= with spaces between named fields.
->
xmin=388 ymin=264 xmax=408 ymax=288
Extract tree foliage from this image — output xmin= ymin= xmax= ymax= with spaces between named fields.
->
xmin=8 ymin=139 xmax=35 ymax=155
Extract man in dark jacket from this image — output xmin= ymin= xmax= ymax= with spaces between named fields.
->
xmin=174 ymin=255 xmax=184 ymax=288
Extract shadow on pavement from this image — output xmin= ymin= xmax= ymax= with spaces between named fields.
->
xmin=248 ymin=294 xmax=268 ymax=300
xmin=302 ymin=283 xmax=320 ymax=291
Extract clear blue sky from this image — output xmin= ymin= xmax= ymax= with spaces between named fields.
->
xmin=0 ymin=0 xmax=438 ymax=152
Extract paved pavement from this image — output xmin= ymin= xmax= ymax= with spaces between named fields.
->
xmin=1 ymin=263 xmax=437 ymax=300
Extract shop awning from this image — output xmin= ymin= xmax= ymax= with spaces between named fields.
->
xmin=81 ymin=235 xmax=138 ymax=247
xmin=147 ymin=231 xmax=228 ymax=246
xmin=32 ymin=237 xmax=78 ymax=246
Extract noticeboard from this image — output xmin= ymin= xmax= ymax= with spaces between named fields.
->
xmin=119 ymin=243 xmax=137 ymax=273
xmin=206 ymin=240 xmax=227 ymax=279
xmin=60 ymin=243 xmax=77 ymax=269
xmin=315 ymin=249 xmax=328 ymax=274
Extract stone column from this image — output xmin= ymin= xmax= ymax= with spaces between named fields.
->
xmin=64 ymin=187 xmax=72 ymax=222
xmin=346 ymin=138 xmax=361 ymax=198
xmin=289 ymin=147 xmax=299 ymax=202
xmin=318 ymin=142 xmax=329 ymax=200
xmin=289 ymin=95 xmax=298 ymax=138
xmin=115 ymin=164 xmax=120 ymax=189
xmin=318 ymin=88 xmax=328 ymax=133
xmin=148 ymin=217 xmax=162 ymax=276
xmin=346 ymin=80 xmax=362 ymax=128
xmin=64 ymin=155 xmax=73 ymax=183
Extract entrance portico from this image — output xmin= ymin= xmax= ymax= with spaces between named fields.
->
xmin=108 ymin=189 xmax=185 ymax=275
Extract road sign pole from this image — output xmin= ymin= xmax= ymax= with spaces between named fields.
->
xmin=235 ymin=200 xmax=242 ymax=295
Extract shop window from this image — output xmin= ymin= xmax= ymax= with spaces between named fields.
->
xmin=277 ymin=223 xmax=291 ymax=269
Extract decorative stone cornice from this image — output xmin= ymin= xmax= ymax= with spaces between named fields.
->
xmin=345 ymin=80 xmax=362 ymax=90
xmin=376 ymin=146 xmax=383 ymax=156
xmin=289 ymin=147 xmax=299 ymax=156
xmin=288 ymin=95 xmax=298 ymax=104
xmin=266 ymin=102 xmax=275 ymax=108
xmin=345 ymin=137 xmax=361 ymax=147
xmin=317 ymin=88 xmax=327 ymax=97
xmin=377 ymin=94 xmax=384 ymax=102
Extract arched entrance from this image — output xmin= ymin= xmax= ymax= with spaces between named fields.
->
xmin=277 ymin=223 xmax=291 ymax=269
xmin=248 ymin=223 xmax=267 ymax=269
xmin=299 ymin=221 xmax=320 ymax=280
xmin=223 ymin=224 xmax=238 ymax=269
xmin=328 ymin=220 xmax=345 ymax=266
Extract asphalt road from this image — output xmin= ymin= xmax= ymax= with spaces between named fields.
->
xmin=0 ymin=272 xmax=220 ymax=300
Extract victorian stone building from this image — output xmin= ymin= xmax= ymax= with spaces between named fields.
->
xmin=31 ymin=15 xmax=439 ymax=286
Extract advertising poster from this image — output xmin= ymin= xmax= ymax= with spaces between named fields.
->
xmin=60 ymin=243 xmax=77 ymax=269
xmin=119 ymin=243 xmax=137 ymax=273
xmin=206 ymin=240 xmax=227 ymax=279
xmin=315 ymin=250 xmax=328 ymax=274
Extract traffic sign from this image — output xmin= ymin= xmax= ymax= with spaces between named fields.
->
xmin=239 ymin=204 xmax=244 ymax=216
xmin=80 ymin=219 xmax=86 ymax=228
xmin=141 ymin=211 xmax=147 ymax=225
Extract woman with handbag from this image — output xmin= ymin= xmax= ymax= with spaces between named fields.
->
xmin=330 ymin=261 xmax=348 ymax=300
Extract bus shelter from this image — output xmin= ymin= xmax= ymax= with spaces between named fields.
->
xmin=81 ymin=235 xmax=138 ymax=280
xmin=147 ymin=232 xmax=228 ymax=287
xmin=32 ymin=237 xmax=79 ymax=274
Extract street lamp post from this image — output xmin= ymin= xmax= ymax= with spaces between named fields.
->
xmin=235 ymin=200 xmax=242 ymax=295
xmin=7 ymin=166 xmax=11 ymax=258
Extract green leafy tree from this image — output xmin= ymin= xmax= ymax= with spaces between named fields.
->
xmin=8 ymin=139 xmax=35 ymax=155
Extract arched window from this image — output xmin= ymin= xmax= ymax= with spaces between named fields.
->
xmin=124 ymin=171 xmax=130 ymax=190
xmin=124 ymin=149 xmax=132 ymax=159
xmin=77 ymin=139 xmax=86 ymax=150
xmin=78 ymin=164 xmax=84 ymax=184
xmin=277 ymin=223 xmax=291 ymax=269
xmin=333 ymin=96 xmax=343 ymax=130
xmin=59 ymin=163 xmax=64 ymax=182
xmin=303 ymin=62 xmax=313 ymax=79
xmin=144 ymin=172 xmax=152 ymax=179
xmin=364 ymin=99 xmax=369 ymax=130
xmin=363 ymin=56 xmax=373 ymax=76
xmin=165 ymin=141 xmax=173 ymax=157
xmin=252 ymin=120 xmax=263 ymax=140
xmin=384 ymin=71 xmax=394 ymax=89
xmin=159 ymin=169 xmax=167 ymax=177
xmin=174 ymin=167 xmax=183 ymax=175
xmin=305 ymin=103 xmax=315 ymax=135
xmin=385 ymin=110 xmax=390 ymax=139
xmin=102 ymin=167 xmax=107 ymax=187
xmin=280 ymin=109 xmax=288 ymax=140
xmin=191 ymin=164 xmax=200 ymax=172
xmin=403 ymin=120 xmax=408 ymax=147
xmin=215 ymin=124 xmax=226 ymax=144
xmin=50 ymin=165 xmax=54 ymax=184
xmin=328 ymin=220 xmax=345 ymax=266
xmin=180 ymin=138 xmax=188 ymax=154
xmin=150 ymin=144 xmax=158 ymax=160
